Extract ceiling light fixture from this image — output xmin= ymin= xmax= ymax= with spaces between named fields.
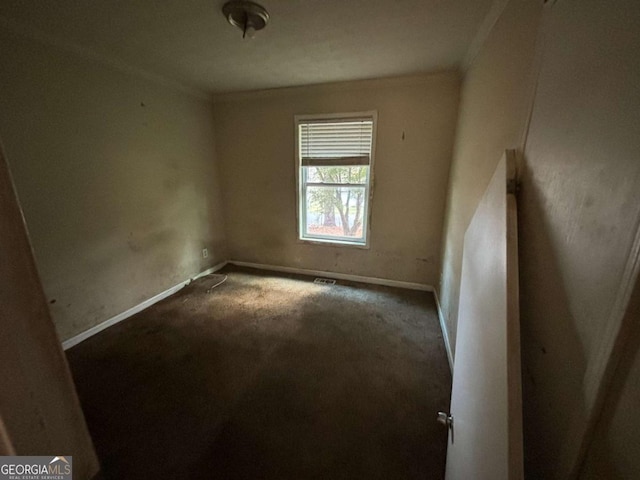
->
xmin=222 ymin=0 xmax=270 ymax=39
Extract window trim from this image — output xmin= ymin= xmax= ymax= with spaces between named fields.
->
xmin=294 ymin=111 xmax=378 ymax=248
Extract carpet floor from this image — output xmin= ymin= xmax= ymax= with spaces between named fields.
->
xmin=67 ymin=266 xmax=452 ymax=479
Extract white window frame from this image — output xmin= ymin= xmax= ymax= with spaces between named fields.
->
xmin=294 ymin=111 xmax=377 ymax=248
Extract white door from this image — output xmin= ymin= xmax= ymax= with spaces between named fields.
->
xmin=444 ymin=151 xmax=523 ymax=480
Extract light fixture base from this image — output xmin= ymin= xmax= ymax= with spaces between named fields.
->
xmin=222 ymin=0 xmax=269 ymax=38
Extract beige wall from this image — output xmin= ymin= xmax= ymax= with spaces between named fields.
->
xmin=213 ymin=74 xmax=460 ymax=285
xmin=0 ymin=143 xmax=98 ymax=477
xmin=441 ymin=0 xmax=640 ymax=477
xmin=439 ymin=0 xmax=543 ymax=353
xmin=0 ymin=27 xmax=227 ymax=342
xmin=519 ymin=0 xmax=640 ymax=477
xmin=580 ymin=277 xmax=640 ymax=479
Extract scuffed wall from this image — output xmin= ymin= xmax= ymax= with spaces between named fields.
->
xmin=213 ymin=74 xmax=460 ymax=285
xmin=440 ymin=0 xmax=640 ymax=477
xmin=519 ymin=0 xmax=640 ymax=477
xmin=0 ymin=143 xmax=99 ymax=478
xmin=0 ymin=27 xmax=227 ymax=342
xmin=438 ymin=0 xmax=543 ymax=353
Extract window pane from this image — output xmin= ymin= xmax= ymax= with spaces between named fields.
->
xmin=304 ymin=185 xmax=366 ymax=240
xmin=305 ymin=166 xmax=368 ymax=184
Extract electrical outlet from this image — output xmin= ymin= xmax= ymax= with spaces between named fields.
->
xmin=202 ymin=248 xmax=208 ymax=258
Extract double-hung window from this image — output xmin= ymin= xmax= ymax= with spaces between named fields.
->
xmin=296 ymin=112 xmax=377 ymax=247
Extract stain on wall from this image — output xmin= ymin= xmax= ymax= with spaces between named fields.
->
xmin=0 ymin=27 xmax=228 ymax=342
xmin=518 ymin=0 xmax=640 ymax=476
xmin=439 ymin=0 xmax=640 ymax=477
xmin=439 ymin=0 xmax=544 ymax=354
xmin=213 ymin=73 xmax=460 ymax=285
xmin=0 ymin=140 xmax=99 ymax=479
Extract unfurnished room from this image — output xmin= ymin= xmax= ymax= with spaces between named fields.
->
xmin=1 ymin=1 xmax=639 ymax=479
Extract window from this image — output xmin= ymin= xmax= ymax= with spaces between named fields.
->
xmin=296 ymin=112 xmax=377 ymax=246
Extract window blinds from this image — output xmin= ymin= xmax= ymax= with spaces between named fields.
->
xmin=299 ymin=118 xmax=373 ymax=167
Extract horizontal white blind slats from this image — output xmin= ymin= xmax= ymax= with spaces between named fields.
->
xmin=301 ymin=156 xmax=369 ymax=167
xmin=299 ymin=119 xmax=373 ymax=166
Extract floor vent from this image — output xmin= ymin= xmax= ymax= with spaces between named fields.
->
xmin=314 ymin=278 xmax=336 ymax=285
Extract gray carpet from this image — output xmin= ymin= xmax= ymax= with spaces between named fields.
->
xmin=67 ymin=266 xmax=452 ymax=479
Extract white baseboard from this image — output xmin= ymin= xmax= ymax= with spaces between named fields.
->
xmin=229 ymin=260 xmax=433 ymax=292
xmin=63 ymin=258 xmax=454 ymax=375
xmin=433 ymin=289 xmax=454 ymax=373
xmin=62 ymin=261 xmax=228 ymax=350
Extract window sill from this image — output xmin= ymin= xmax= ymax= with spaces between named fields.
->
xmin=297 ymin=236 xmax=370 ymax=249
